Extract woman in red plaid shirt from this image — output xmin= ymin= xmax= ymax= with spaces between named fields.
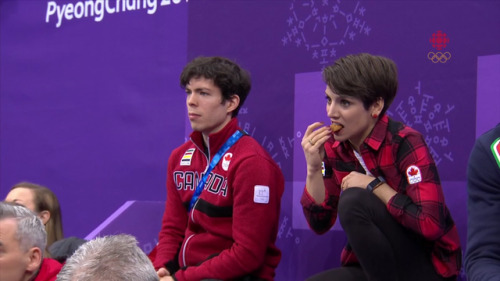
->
xmin=301 ymin=53 xmax=461 ymax=281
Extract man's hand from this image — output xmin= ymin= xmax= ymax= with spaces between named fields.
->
xmin=157 ymin=267 xmax=171 ymax=278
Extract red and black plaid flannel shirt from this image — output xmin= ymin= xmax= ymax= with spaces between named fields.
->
xmin=301 ymin=114 xmax=462 ymax=278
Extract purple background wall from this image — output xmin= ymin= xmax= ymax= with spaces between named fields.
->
xmin=1 ymin=1 xmax=500 ymax=280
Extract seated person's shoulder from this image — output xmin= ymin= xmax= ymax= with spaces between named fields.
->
xmin=49 ymin=236 xmax=87 ymax=263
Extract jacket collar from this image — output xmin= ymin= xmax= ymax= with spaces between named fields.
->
xmin=190 ymin=118 xmax=240 ymax=157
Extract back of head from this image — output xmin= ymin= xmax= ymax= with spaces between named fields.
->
xmin=180 ymin=56 xmax=251 ymax=117
xmin=322 ymin=53 xmax=398 ymax=116
xmin=11 ymin=182 xmax=64 ymax=248
xmin=56 ymin=234 xmax=159 ymax=281
xmin=0 ymin=201 xmax=47 ymax=255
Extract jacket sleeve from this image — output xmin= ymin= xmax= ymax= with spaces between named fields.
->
xmin=465 ymin=135 xmax=500 ymax=281
xmin=153 ymin=151 xmax=188 ymax=271
xmin=175 ymin=154 xmax=284 ymax=281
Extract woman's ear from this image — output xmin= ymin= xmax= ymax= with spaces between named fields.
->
xmin=38 ymin=210 xmax=51 ymax=225
xmin=372 ymin=97 xmax=385 ymax=116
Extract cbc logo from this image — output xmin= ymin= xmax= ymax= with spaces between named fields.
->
xmin=427 ymin=52 xmax=451 ymax=63
xmin=428 ymin=31 xmax=451 ymax=63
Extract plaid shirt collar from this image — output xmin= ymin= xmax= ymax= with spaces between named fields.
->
xmin=331 ymin=114 xmax=389 ymax=152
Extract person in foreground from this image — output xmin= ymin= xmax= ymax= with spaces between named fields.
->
xmin=56 ymin=234 xmax=159 ymax=281
xmin=152 ymin=56 xmax=285 ymax=281
xmin=300 ymin=53 xmax=461 ymax=281
xmin=0 ymin=201 xmax=62 ymax=281
xmin=464 ymin=123 xmax=500 ymax=281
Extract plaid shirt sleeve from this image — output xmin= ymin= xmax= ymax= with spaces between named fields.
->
xmin=386 ymin=131 xmax=452 ymax=240
xmin=385 ymin=130 xmax=461 ymax=277
xmin=300 ymin=153 xmax=341 ymax=235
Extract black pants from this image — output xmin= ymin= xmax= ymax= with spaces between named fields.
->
xmin=306 ymin=188 xmax=456 ymax=281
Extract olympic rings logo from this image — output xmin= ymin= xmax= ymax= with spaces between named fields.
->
xmin=427 ymin=52 xmax=451 ymax=63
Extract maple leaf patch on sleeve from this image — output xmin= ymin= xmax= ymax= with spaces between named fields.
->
xmin=406 ymin=165 xmax=422 ymax=184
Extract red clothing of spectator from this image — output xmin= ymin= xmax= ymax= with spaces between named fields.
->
xmin=34 ymin=258 xmax=62 ymax=281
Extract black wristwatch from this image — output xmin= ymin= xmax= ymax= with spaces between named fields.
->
xmin=367 ymin=176 xmax=385 ymax=192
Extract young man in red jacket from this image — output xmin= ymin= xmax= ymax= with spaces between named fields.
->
xmin=153 ymin=56 xmax=284 ymax=281
xmin=0 ymin=202 xmax=62 ymax=281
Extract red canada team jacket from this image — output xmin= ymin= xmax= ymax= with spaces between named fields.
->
xmin=153 ymin=118 xmax=284 ymax=281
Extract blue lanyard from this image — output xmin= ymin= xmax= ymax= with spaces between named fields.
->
xmin=188 ymin=130 xmax=245 ymax=211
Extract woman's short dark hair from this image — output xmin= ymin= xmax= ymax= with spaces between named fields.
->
xmin=180 ymin=56 xmax=251 ymax=117
xmin=322 ymin=53 xmax=398 ymax=116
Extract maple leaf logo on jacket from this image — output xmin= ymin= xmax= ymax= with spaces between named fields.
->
xmin=406 ymin=165 xmax=422 ymax=184
xmin=222 ymin=153 xmax=233 ymax=171
xmin=408 ymin=167 xmax=419 ymax=176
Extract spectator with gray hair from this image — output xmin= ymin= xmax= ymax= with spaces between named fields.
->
xmin=56 ymin=234 xmax=159 ymax=281
xmin=0 ymin=201 xmax=62 ymax=281
xmin=4 ymin=181 xmax=87 ymax=263
xmin=5 ymin=181 xmax=64 ymax=256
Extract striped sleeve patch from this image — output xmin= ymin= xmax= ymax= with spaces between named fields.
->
xmin=491 ymin=137 xmax=500 ymax=169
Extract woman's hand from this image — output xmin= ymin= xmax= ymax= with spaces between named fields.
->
xmin=301 ymin=122 xmax=332 ymax=173
xmin=302 ymin=122 xmax=332 ymax=203
xmin=342 ymin=171 xmax=397 ymax=204
xmin=341 ymin=171 xmax=373 ymax=191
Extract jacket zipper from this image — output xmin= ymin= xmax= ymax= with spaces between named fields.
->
xmin=182 ymin=137 xmax=211 ymax=266
xmin=182 ymin=233 xmax=195 ymax=267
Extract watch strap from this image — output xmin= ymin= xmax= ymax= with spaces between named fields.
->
xmin=367 ymin=176 xmax=385 ymax=192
